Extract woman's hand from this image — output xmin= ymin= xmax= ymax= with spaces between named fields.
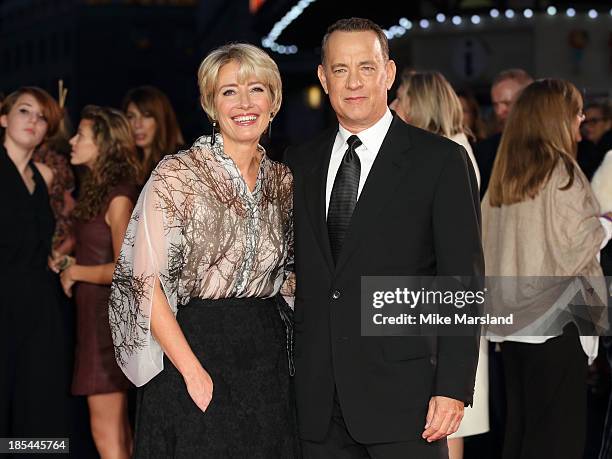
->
xmin=48 ymin=252 xmax=75 ymax=273
xmin=60 ymin=265 xmax=77 ymax=297
xmin=48 ymin=251 xmax=63 ymax=273
xmin=183 ymin=365 xmax=214 ymax=412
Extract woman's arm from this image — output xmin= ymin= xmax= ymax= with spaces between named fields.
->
xmin=60 ymin=196 xmax=133 ymax=295
xmin=150 ymin=280 xmax=213 ymax=412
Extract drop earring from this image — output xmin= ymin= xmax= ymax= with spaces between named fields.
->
xmin=268 ymin=113 xmax=274 ymax=138
xmin=211 ymin=120 xmax=217 ymax=146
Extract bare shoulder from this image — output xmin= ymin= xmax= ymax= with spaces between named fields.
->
xmin=105 ymin=195 xmax=134 ymax=226
xmin=33 ymin=161 xmax=54 ymax=188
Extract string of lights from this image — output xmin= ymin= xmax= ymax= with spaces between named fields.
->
xmin=261 ymin=0 xmax=318 ymax=54
xmin=383 ymin=7 xmax=612 ymax=40
xmin=261 ymin=4 xmax=612 ymax=55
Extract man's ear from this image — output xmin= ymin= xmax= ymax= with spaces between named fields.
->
xmin=385 ymin=59 xmax=397 ymax=91
xmin=0 ymin=115 xmax=7 ymax=129
xmin=317 ymin=65 xmax=328 ymax=95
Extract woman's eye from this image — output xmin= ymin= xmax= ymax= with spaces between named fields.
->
xmin=251 ymin=86 xmax=265 ymax=93
xmin=222 ymin=89 xmax=236 ymax=96
xmin=19 ymin=108 xmax=29 ymax=115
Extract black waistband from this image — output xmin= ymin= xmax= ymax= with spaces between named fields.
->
xmin=180 ymin=296 xmax=276 ymax=309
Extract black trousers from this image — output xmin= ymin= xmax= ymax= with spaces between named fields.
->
xmin=500 ymin=325 xmax=587 ymax=459
xmin=301 ymin=392 xmax=448 ymax=459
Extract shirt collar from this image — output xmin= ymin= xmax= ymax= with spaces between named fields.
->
xmin=337 ymin=109 xmax=393 ymax=154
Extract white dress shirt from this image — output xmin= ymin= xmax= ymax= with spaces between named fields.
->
xmin=325 ymin=109 xmax=393 ymax=216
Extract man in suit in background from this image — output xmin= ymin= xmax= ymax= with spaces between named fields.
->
xmin=284 ymin=17 xmax=484 ymax=458
xmin=475 ymin=69 xmax=533 ymax=198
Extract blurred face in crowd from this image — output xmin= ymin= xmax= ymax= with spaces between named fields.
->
xmin=491 ymin=78 xmax=524 ymax=126
xmin=459 ymin=96 xmax=473 ymax=131
xmin=214 ymin=60 xmax=272 ymax=149
xmin=318 ymin=30 xmax=396 ymax=133
xmin=69 ymin=120 xmax=98 ymax=169
xmin=572 ymin=110 xmax=584 ymax=143
xmin=126 ymin=103 xmax=157 ymax=153
xmin=391 ymin=83 xmax=409 ymax=123
xmin=582 ymin=107 xmax=611 ymax=144
xmin=0 ymin=94 xmax=49 ymax=152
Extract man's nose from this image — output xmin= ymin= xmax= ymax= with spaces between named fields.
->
xmin=346 ymin=71 xmax=362 ymax=89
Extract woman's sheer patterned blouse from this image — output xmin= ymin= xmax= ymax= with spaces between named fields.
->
xmin=109 ymin=134 xmax=294 ymax=386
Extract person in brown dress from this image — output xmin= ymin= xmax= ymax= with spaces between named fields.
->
xmin=52 ymin=105 xmax=140 ymax=459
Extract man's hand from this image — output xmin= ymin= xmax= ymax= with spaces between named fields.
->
xmin=422 ymin=396 xmax=464 ymax=442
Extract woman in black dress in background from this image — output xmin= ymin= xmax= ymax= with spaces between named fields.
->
xmin=0 ymin=87 xmax=71 ymax=438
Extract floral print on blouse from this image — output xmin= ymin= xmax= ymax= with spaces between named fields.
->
xmin=108 ymin=134 xmax=294 ymax=386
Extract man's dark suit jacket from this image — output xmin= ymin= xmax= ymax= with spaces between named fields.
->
xmin=284 ymin=115 xmax=485 ymax=444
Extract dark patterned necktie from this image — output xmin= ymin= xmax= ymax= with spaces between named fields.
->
xmin=327 ymin=135 xmax=362 ymax=263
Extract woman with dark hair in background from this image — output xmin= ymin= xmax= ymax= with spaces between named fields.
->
xmin=483 ymin=79 xmax=612 ymax=459
xmin=33 ymin=100 xmax=76 ymax=259
xmin=52 ymin=106 xmax=140 ymax=459
xmin=457 ymin=88 xmax=487 ymax=144
xmin=122 ymin=85 xmax=184 ymax=183
xmin=0 ymin=87 xmax=72 ymax=438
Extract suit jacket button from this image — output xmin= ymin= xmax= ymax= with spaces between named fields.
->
xmin=332 ymin=290 xmax=341 ymax=300
xmin=430 ymin=356 xmax=437 ymax=366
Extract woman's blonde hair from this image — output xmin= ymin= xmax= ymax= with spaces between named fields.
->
xmin=488 ymin=78 xmax=583 ymax=207
xmin=197 ymin=43 xmax=282 ymax=122
xmin=399 ymin=71 xmax=464 ymax=138
xmin=73 ymin=105 xmax=141 ymax=221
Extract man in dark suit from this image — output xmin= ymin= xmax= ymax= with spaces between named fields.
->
xmin=284 ymin=18 xmax=484 ymax=458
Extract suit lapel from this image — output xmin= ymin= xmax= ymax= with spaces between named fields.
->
xmin=303 ymin=128 xmax=337 ymax=273
xmin=334 ymin=117 xmax=414 ymax=274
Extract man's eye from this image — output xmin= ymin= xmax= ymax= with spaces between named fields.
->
xmin=333 ymin=69 xmax=346 ymax=74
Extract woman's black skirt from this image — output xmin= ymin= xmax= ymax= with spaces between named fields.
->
xmin=133 ymin=296 xmax=298 ymax=458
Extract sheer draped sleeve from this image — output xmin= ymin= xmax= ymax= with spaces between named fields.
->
xmin=279 ymin=169 xmax=295 ymax=306
xmin=109 ymin=158 xmax=186 ymax=386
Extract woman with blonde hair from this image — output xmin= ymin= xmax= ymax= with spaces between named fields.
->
xmin=122 ymin=85 xmax=184 ymax=183
xmin=483 ymin=79 xmax=612 ymax=458
xmin=54 ymin=105 xmax=140 ymax=458
xmin=397 ymin=70 xmax=481 ymax=189
xmin=109 ymin=43 xmax=297 ymax=457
